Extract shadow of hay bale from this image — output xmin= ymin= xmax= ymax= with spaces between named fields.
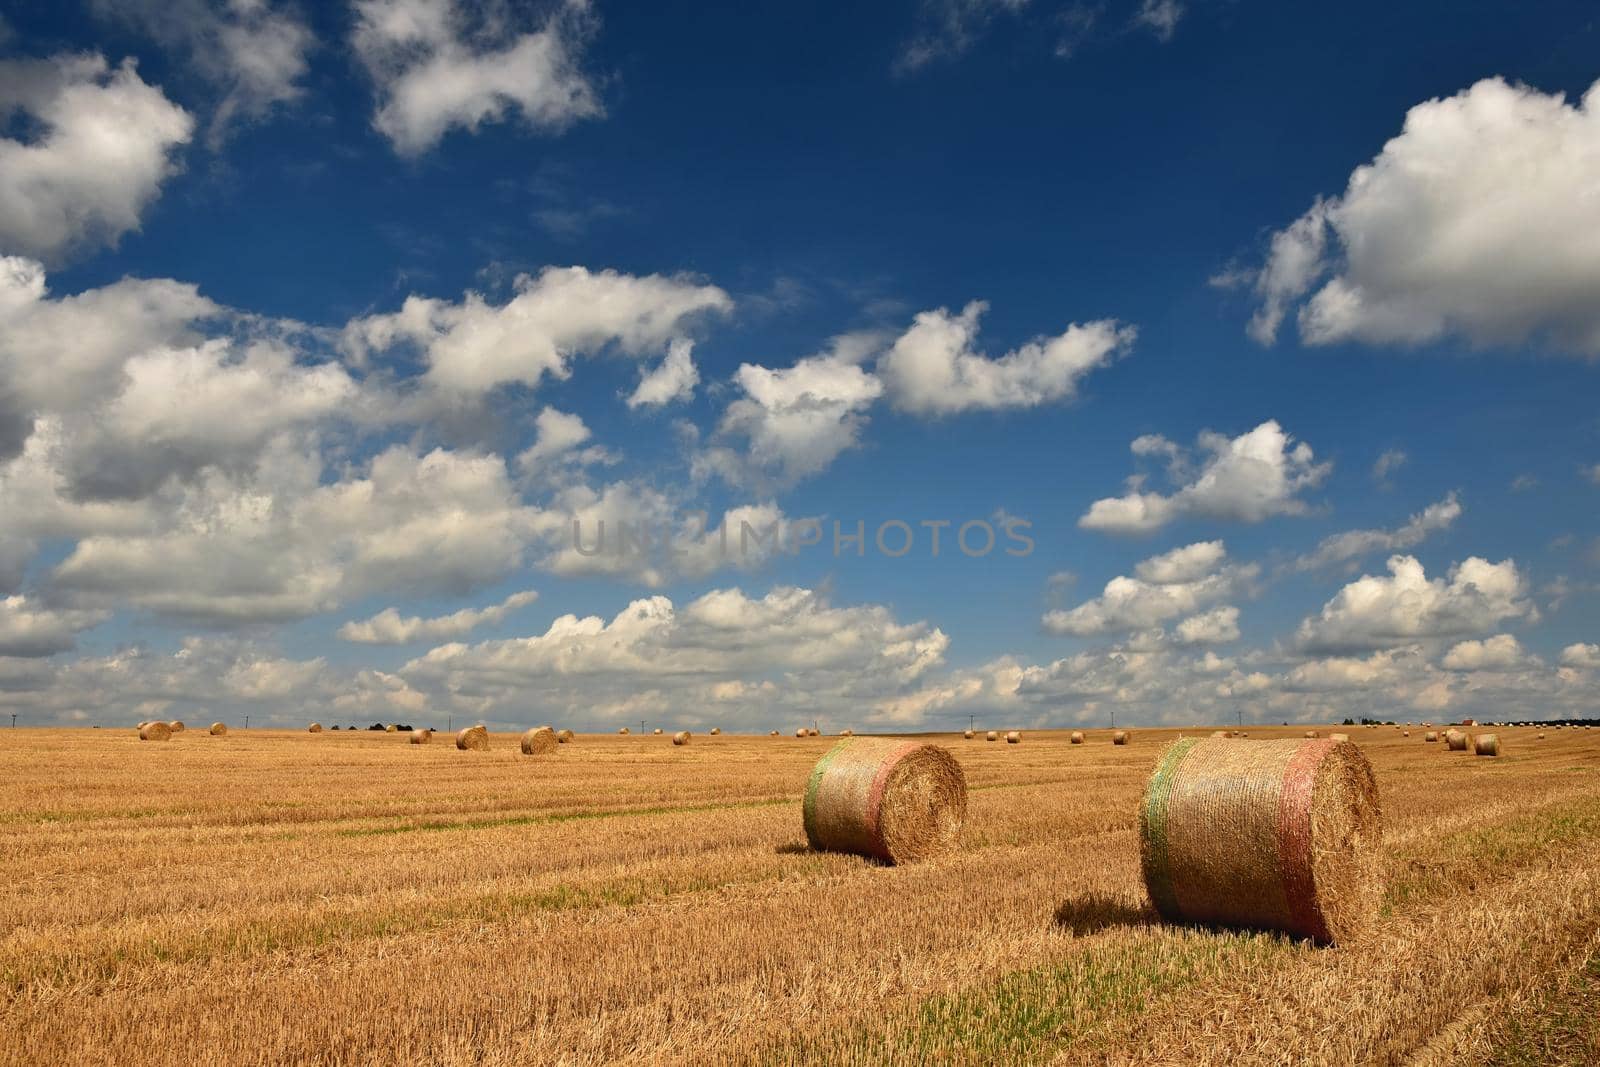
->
xmin=1052 ymin=893 xmax=1155 ymax=935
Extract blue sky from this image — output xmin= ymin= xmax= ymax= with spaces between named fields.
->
xmin=0 ymin=0 xmax=1596 ymax=730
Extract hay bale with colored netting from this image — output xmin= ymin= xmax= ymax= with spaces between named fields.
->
xmin=1139 ymin=736 xmax=1383 ymax=945
xmin=168 ymin=721 xmax=185 ymax=733
xmin=1445 ymin=729 xmax=1469 ymax=752
xmin=1112 ymin=730 xmax=1129 ymax=746
xmin=410 ymin=729 xmax=432 ymax=745
xmin=456 ymin=725 xmax=489 ymax=751
xmin=1070 ymin=731 xmax=1084 ymax=744
xmin=308 ymin=723 xmax=323 ymax=733
xmin=672 ymin=731 xmax=691 ymax=746
xmin=139 ymin=721 xmax=172 ymax=741
xmin=802 ymin=737 xmax=966 ymax=865
xmin=520 ymin=726 xmax=557 ymax=755
xmin=1006 ymin=731 xmax=1020 ymax=744
xmin=1474 ymin=734 xmax=1501 ymax=757
xmin=209 ymin=722 xmax=227 ymax=736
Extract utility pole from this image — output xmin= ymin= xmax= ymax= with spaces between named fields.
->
xmin=969 ymin=713 xmax=975 ymax=733
xmin=639 ymin=719 xmax=646 ymax=735
xmin=448 ymin=713 xmax=453 ymax=732
xmin=245 ymin=715 xmax=250 ymax=730
xmin=9 ymin=714 xmax=15 ymax=729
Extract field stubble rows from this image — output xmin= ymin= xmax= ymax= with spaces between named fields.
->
xmin=3 ymin=725 xmax=1599 ymax=1065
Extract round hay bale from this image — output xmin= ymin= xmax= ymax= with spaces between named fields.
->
xmin=1445 ymin=729 xmax=1469 ymax=751
xmin=709 ymin=727 xmax=721 ymax=735
xmin=618 ymin=727 xmax=630 ymax=734
xmin=1139 ymin=736 xmax=1383 ymax=944
xmin=653 ymin=728 xmax=663 ymax=735
xmin=809 ymin=728 xmax=821 ymax=737
xmin=1070 ymin=731 xmax=1085 ymax=744
xmin=1473 ymin=733 xmax=1501 ymax=757
xmin=168 ymin=721 xmax=185 ymax=733
xmin=802 ymin=737 xmax=966 ymax=864
xmin=770 ymin=730 xmax=779 ymax=736
xmin=308 ymin=722 xmax=323 ymax=733
xmin=796 ymin=727 xmax=808 ymax=738
xmin=1402 ymin=730 xmax=1410 ymax=737
xmin=1424 ymin=731 xmax=1438 ymax=742
xmin=1212 ymin=730 xmax=1230 ymax=738
xmin=963 ymin=729 xmax=975 ymax=739
xmin=138 ymin=721 xmax=172 ymax=741
xmin=1330 ymin=733 xmax=1350 ymax=743
xmin=555 ymin=728 xmax=575 ymax=744
xmin=385 ymin=724 xmax=398 ymax=733
xmin=136 ymin=720 xmax=148 ymax=729
xmin=209 ymin=722 xmax=227 ymax=736
xmin=1112 ymin=730 xmax=1129 ymax=746
xmin=410 ymin=728 xmax=433 ymax=744
xmin=456 ymin=725 xmax=489 ymax=751
xmin=672 ymin=730 xmax=691 ymax=746
xmin=1538 ymin=732 xmax=1546 ymax=740
xmin=1005 ymin=731 xmax=1020 ymax=744
xmin=520 ymin=726 xmax=557 ymax=755
xmin=839 ymin=728 xmax=853 ymax=737
xmin=985 ymin=730 xmax=998 ymax=742
xmin=1304 ymin=730 xmax=1319 ymax=739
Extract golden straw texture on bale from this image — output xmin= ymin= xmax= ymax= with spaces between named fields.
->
xmin=555 ymin=729 xmax=574 ymax=744
xmin=456 ymin=726 xmax=488 ymax=751
xmin=1139 ymin=737 xmax=1383 ymax=945
xmin=1474 ymin=733 xmax=1501 ymax=757
xmin=520 ymin=727 xmax=557 ymax=755
xmin=308 ymin=723 xmax=322 ymax=733
xmin=963 ymin=729 xmax=975 ymax=739
xmin=1425 ymin=731 xmax=1438 ymax=742
xmin=1006 ymin=731 xmax=1020 ymax=744
xmin=672 ymin=731 xmax=690 ymax=746
xmin=410 ymin=729 xmax=432 ymax=744
xmin=1112 ymin=730 xmax=1129 ymax=745
xmin=1445 ymin=729 xmax=1469 ymax=751
xmin=208 ymin=722 xmax=227 ymax=736
xmin=1070 ymin=731 xmax=1084 ymax=744
xmin=138 ymin=721 xmax=171 ymax=741
xmin=167 ymin=721 xmax=185 ymax=733
xmin=802 ymin=737 xmax=967 ymax=865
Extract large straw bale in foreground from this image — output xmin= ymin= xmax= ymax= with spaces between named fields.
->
xmin=1140 ymin=736 xmax=1383 ymax=945
xmin=520 ymin=726 xmax=557 ymax=755
xmin=209 ymin=722 xmax=227 ymax=736
xmin=802 ymin=737 xmax=966 ymax=865
xmin=139 ymin=721 xmax=171 ymax=741
xmin=456 ymin=725 xmax=489 ymax=751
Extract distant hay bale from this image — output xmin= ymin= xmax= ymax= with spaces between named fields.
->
xmin=456 ymin=725 xmax=489 ymax=751
xmin=672 ymin=730 xmax=691 ymax=746
xmin=1304 ymin=730 xmax=1319 ymax=739
xmin=1139 ymin=736 xmax=1383 ymax=945
xmin=1330 ymin=733 xmax=1350 ymax=743
xmin=803 ymin=736 xmax=966 ymax=864
xmin=709 ymin=727 xmax=721 ymax=735
xmin=385 ymin=724 xmax=398 ymax=733
xmin=1445 ymin=729 xmax=1469 ymax=751
xmin=308 ymin=723 xmax=323 ymax=733
xmin=1425 ymin=731 xmax=1438 ymax=742
xmin=1402 ymin=730 xmax=1410 ymax=737
xmin=556 ymin=729 xmax=575 ymax=744
xmin=809 ymin=728 xmax=821 ymax=737
xmin=1006 ymin=731 xmax=1020 ymax=744
xmin=209 ymin=722 xmax=227 ymax=736
xmin=963 ymin=729 xmax=975 ymax=739
xmin=168 ymin=721 xmax=185 ymax=733
xmin=520 ymin=726 xmax=557 ymax=755
xmin=796 ymin=727 xmax=808 ymax=738
xmin=1212 ymin=730 xmax=1230 ymax=738
xmin=653 ymin=728 xmax=663 ymax=735
xmin=986 ymin=730 xmax=998 ymax=741
xmin=1538 ymin=732 xmax=1546 ymax=740
xmin=139 ymin=721 xmax=172 ymax=741
xmin=1070 ymin=731 xmax=1084 ymax=744
xmin=840 ymin=728 xmax=853 ymax=737
xmin=1112 ymin=730 xmax=1129 ymax=746
xmin=1473 ymin=733 xmax=1501 ymax=757
xmin=618 ymin=727 xmax=630 ymax=734
xmin=770 ymin=730 xmax=780 ymax=736
xmin=410 ymin=729 xmax=432 ymax=744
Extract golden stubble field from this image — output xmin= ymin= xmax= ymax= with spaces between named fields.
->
xmin=3 ymin=724 xmax=1600 ymax=1066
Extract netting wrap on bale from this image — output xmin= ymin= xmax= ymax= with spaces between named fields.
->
xmin=520 ymin=726 xmax=557 ymax=755
xmin=802 ymin=737 xmax=966 ymax=865
xmin=1139 ymin=736 xmax=1383 ymax=945
xmin=456 ymin=726 xmax=488 ymax=751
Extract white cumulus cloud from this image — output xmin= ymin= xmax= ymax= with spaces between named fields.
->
xmin=338 ymin=589 xmax=539 ymax=645
xmin=1296 ymin=554 xmax=1532 ymax=653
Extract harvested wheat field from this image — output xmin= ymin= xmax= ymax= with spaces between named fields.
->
xmin=4 ymin=724 xmax=1600 ymax=1066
